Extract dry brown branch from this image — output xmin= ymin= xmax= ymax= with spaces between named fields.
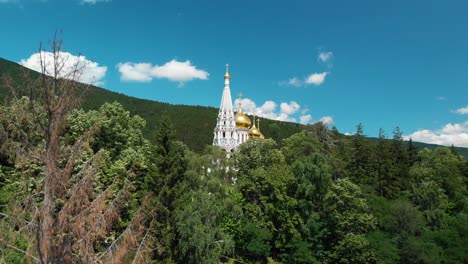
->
xmin=131 ymin=228 xmax=152 ymax=264
xmin=1 ymin=32 xmax=149 ymax=263
xmin=100 ymin=201 xmax=150 ymax=264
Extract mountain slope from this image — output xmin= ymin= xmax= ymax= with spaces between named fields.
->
xmin=0 ymin=57 xmax=305 ymax=152
xmin=1 ymin=57 xmax=467 ymax=158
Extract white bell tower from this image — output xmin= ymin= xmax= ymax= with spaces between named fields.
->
xmin=213 ymin=64 xmax=239 ymax=153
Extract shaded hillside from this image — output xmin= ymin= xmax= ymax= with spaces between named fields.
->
xmin=1 ymin=57 xmax=467 ymax=156
xmin=0 ymin=57 xmax=305 ymax=152
xmin=365 ymin=136 xmax=468 ymax=160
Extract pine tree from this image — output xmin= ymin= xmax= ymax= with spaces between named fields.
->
xmin=391 ymin=127 xmax=409 ymax=193
xmin=347 ymin=123 xmax=373 ymax=185
xmin=407 ymin=138 xmax=419 ymax=166
xmin=375 ymin=129 xmax=391 ymax=196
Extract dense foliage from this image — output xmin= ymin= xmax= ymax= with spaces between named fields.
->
xmin=0 ymin=49 xmax=467 ymax=263
xmin=0 ymin=98 xmax=466 ymax=263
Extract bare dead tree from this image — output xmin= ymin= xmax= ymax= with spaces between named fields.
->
xmin=0 ymin=33 xmax=150 ymax=263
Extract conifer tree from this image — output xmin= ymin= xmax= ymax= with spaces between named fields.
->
xmin=391 ymin=127 xmax=409 ymax=192
xmin=407 ymin=138 xmax=419 ymax=166
xmin=347 ymin=123 xmax=373 ymax=185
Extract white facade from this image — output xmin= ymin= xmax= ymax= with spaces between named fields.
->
xmin=237 ymin=127 xmax=249 ymax=145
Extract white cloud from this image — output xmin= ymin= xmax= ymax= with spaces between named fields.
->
xmin=20 ymin=51 xmax=107 ymax=85
xmin=152 ymin=60 xmax=209 ymax=82
xmin=405 ymin=121 xmax=468 ymax=147
xmin=234 ymin=98 xmax=257 ymax=113
xmin=233 ymin=98 xmax=333 ymax=125
xmin=287 ymin=77 xmax=303 ymax=87
xmin=234 ymin=98 xmax=296 ymax=122
xmin=81 ymin=0 xmax=110 ymax=4
xmin=300 ymin=114 xmax=312 ymax=124
xmin=258 ymin=101 xmax=277 ymax=116
xmin=436 ymin=96 xmax=447 ymax=101
xmin=318 ymin=116 xmax=334 ymax=125
xmin=117 ymin=62 xmax=153 ymax=82
xmin=117 ymin=60 xmax=208 ymax=84
xmin=281 ymin=72 xmax=329 ymax=87
xmin=305 ymin=72 xmax=329 ymax=86
xmin=280 ymin=101 xmax=300 ymax=115
xmin=318 ymin=51 xmax=333 ymax=63
xmin=454 ymin=106 xmax=468 ymax=115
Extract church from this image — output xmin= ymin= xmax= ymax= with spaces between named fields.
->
xmin=213 ymin=65 xmax=264 ymax=153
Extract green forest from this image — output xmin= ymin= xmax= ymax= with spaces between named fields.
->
xmin=0 ymin=48 xmax=467 ymax=263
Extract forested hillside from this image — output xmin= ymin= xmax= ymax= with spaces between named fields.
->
xmin=0 ymin=49 xmax=467 ymax=263
xmin=1 ymin=57 xmax=467 ymax=158
xmin=0 ymin=57 xmax=305 ymax=153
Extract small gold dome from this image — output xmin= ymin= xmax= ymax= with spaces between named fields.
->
xmin=235 ymin=109 xmax=251 ymax=128
xmin=249 ymin=125 xmax=262 ymax=138
xmin=249 ymin=116 xmax=262 ymax=139
xmin=250 ymin=116 xmax=264 ymax=139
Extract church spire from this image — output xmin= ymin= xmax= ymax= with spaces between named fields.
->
xmin=213 ymin=64 xmax=238 ymax=153
xmin=224 ymin=63 xmax=230 ymax=80
xmin=219 ymin=64 xmax=233 ymax=113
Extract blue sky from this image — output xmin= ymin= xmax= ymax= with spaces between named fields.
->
xmin=1 ymin=0 xmax=467 ymax=146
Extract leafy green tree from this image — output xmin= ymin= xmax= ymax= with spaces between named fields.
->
xmin=368 ymin=231 xmax=399 ymax=264
xmin=409 ymin=147 xmax=466 ymax=229
xmin=235 ymin=138 xmax=284 ymax=175
xmin=292 ymin=154 xmax=332 ymax=214
xmin=399 ymin=235 xmax=442 ymax=264
xmin=281 ymin=131 xmax=321 ymax=164
xmin=282 ymin=235 xmax=320 ymax=264
xmin=173 ymin=190 xmax=234 ymax=264
xmin=415 ymin=148 xmax=466 ymax=206
xmin=234 ymin=139 xmax=305 ymax=261
xmin=382 ymin=199 xmax=443 ymax=264
xmin=237 ymin=222 xmax=273 ymax=259
xmin=327 ymin=233 xmax=376 ymax=264
xmin=431 ymin=213 xmax=468 ymax=263
xmin=411 ymin=179 xmax=448 ymax=229
xmin=323 ymin=178 xmax=376 ymax=262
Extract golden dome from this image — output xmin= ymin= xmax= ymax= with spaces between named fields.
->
xmin=249 ymin=125 xmax=262 ymax=139
xmin=259 ymin=131 xmax=265 ymax=139
xmin=257 ymin=117 xmax=265 ymax=139
xmin=235 ymin=108 xmax=251 ymax=128
xmin=249 ymin=116 xmax=262 ymax=138
xmin=224 ymin=64 xmax=230 ymax=79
